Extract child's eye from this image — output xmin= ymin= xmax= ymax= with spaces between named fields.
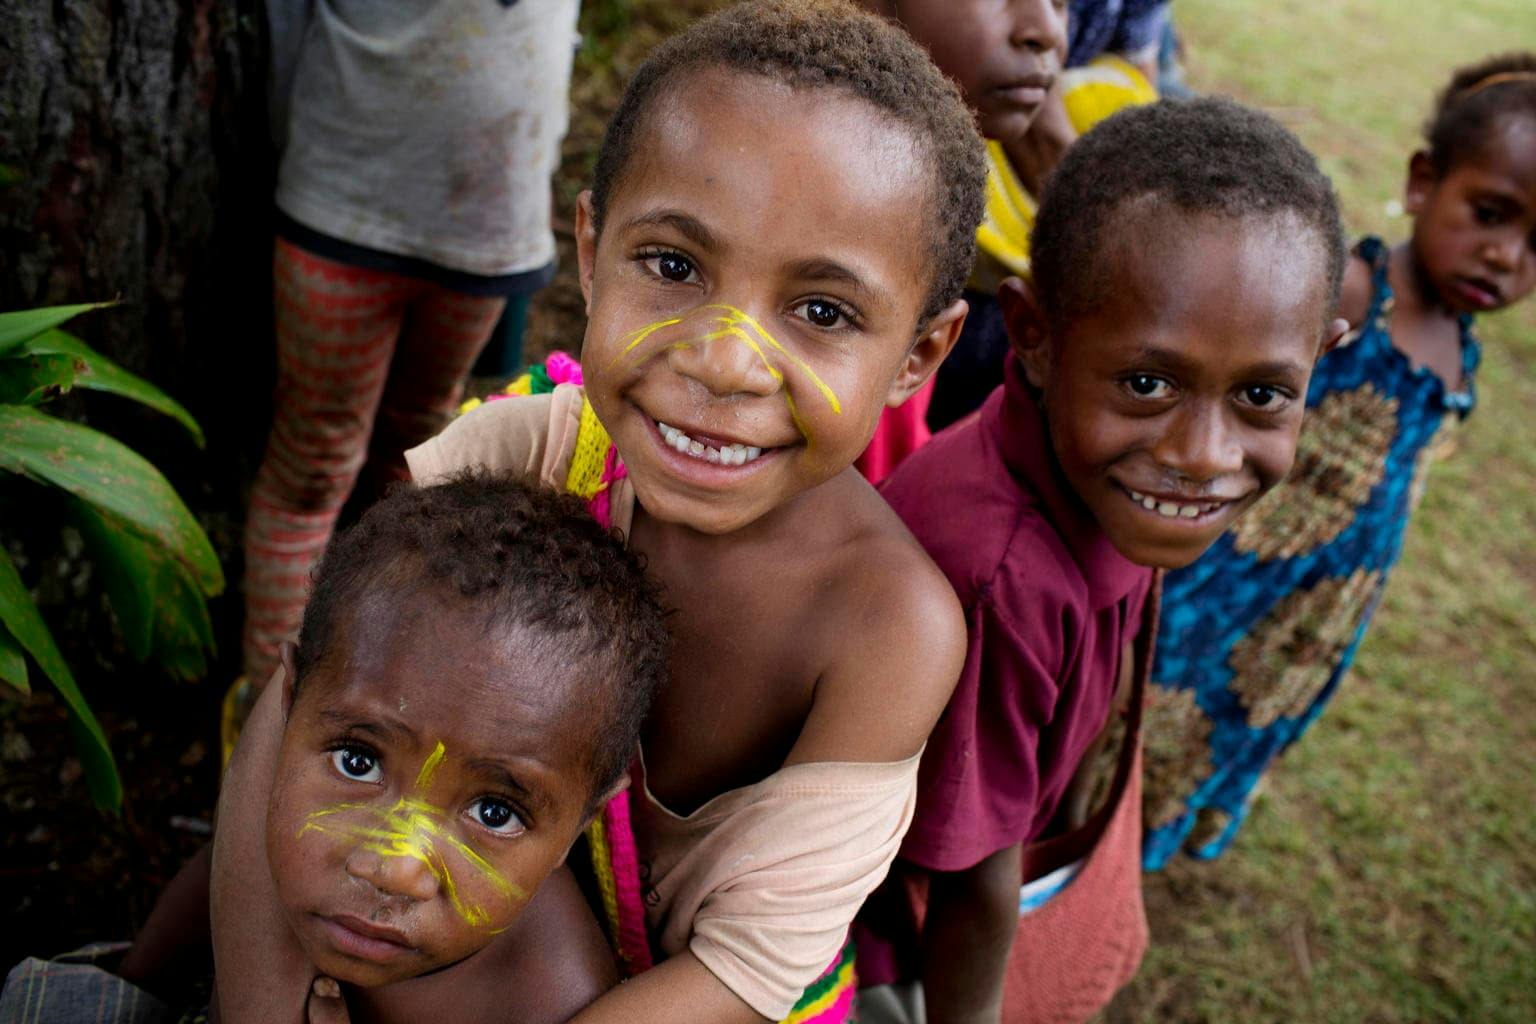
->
xmin=469 ymin=797 xmax=525 ymax=836
xmin=1473 ymin=204 xmax=1502 ymax=226
xmin=330 ymin=746 xmax=382 ymax=783
xmin=1237 ymin=385 xmax=1290 ymax=410
xmin=791 ymin=298 xmax=857 ymax=330
xmin=641 ymin=250 xmax=699 ymax=284
xmin=1124 ymin=374 xmax=1173 ymax=399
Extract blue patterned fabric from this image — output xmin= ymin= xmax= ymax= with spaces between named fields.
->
xmin=1068 ymin=0 xmax=1169 ymax=67
xmin=1141 ymin=237 xmax=1480 ymax=869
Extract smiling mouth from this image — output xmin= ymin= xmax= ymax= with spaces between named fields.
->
xmin=1124 ymin=486 xmax=1232 ymax=521
xmin=656 ymin=420 xmax=767 ymax=467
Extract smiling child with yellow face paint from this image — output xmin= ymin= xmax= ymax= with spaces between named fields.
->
xmin=207 ymin=472 xmax=668 ymax=1022
xmin=396 ymin=4 xmax=990 ymax=1023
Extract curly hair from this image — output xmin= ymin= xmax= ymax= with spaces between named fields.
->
xmin=295 ymin=470 xmax=669 ymax=801
xmin=1426 ymin=52 xmax=1536 ymax=176
xmin=1031 ymin=97 xmax=1346 ymax=332
xmin=589 ymin=0 xmax=987 ymax=328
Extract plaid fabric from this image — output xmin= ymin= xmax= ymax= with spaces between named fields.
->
xmin=0 ymin=946 xmax=172 ymax=1024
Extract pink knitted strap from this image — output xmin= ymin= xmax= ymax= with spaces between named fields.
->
xmin=587 ymin=444 xmax=628 ymax=531
xmin=601 ymin=789 xmax=655 ymax=973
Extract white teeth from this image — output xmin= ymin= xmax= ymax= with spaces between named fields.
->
xmin=1128 ymin=487 xmax=1213 ymax=520
xmin=655 ymin=420 xmax=765 ymax=467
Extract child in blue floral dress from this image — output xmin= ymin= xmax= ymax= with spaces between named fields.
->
xmin=1143 ymin=53 xmax=1536 ymax=868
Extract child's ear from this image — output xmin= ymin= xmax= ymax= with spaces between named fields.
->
xmin=997 ymin=275 xmax=1052 ymax=389
xmin=1404 ymin=150 xmax=1437 ymax=215
xmin=563 ymin=775 xmax=632 ymax=864
xmin=886 ymin=298 xmax=968 ymax=407
xmin=278 ymin=641 xmax=300 ymax=721
xmin=1320 ymin=317 xmax=1350 ymax=358
xmin=575 ymin=190 xmax=599 ymax=314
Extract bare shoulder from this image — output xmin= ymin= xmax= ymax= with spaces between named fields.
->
xmin=1336 ymin=245 xmax=1374 ymax=330
xmin=363 ymin=866 xmax=617 ymax=1024
xmin=788 ymin=473 xmax=967 ymax=765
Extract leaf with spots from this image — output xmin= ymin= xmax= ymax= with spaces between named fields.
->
xmin=0 ymin=405 xmax=224 ymax=595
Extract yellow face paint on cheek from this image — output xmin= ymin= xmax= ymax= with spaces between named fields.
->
xmin=606 ymin=304 xmax=843 ymax=447
xmin=299 ymin=742 xmax=527 ymax=932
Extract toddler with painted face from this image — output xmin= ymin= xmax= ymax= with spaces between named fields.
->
xmin=209 ymin=471 xmax=668 ymax=1022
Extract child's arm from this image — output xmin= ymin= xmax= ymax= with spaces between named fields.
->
xmin=919 ymin=844 xmax=1024 ymax=1024
xmin=568 ymin=951 xmax=768 ymax=1024
xmin=210 ymin=679 xmax=317 ymax=1024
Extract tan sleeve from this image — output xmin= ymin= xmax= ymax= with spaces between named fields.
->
xmin=404 ymin=384 xmax=585 ymax=489
xmin=679 ymin=757 xmax=920 ymax=1019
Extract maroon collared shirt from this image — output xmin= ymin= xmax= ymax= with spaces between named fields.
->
xmin=856 ymin=357 xmax=1152 ymax=983
xmin=890 ymin=356 xmax=1152 ymax=868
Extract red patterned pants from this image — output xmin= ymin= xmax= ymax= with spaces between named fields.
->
xmin=242 ymin=239 xmax=506 ymax=682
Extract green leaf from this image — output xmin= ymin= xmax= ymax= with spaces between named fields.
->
xmin=0 ymin=302 xmax=116 ymax=355
xmin=0 ymin=623 xmax=28 ymax=692
xmin=0 ymin=546 xmax=121 ymax=811
xmin=0 ymin=405 xmax=224 ymax=596
xmin=11 ymin=330 xmax=204 ymax=446
xmin=72 ymin=500 xmax=217 ymax=679
xmin=0 ymin=351 xmax=89 ymax=405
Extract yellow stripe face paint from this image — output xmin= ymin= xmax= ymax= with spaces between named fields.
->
xmin=300 ymin=742 xmax=526 ymax=931
xmin=606 ymin=304 xmax=843 ymax=444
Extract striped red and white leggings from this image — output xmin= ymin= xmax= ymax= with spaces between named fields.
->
xmin=242 ymin=239 xmax=506 ymax=683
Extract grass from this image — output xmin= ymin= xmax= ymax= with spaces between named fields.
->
xmin=1119 ymin=2 xmax=1536 ymax=1021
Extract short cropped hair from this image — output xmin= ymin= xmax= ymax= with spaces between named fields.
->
xmin=1032 ymin=97 xmax=1346 ymax=331
xmin=295 ymin=471 xmax=669 ymax=801
xmin=590 ymin=0 xmax=987 ymax=328
xmin=1426 ymin=52 xmax=1536 ymax=176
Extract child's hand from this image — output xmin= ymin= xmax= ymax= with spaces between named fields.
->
xmin=307 ymin=977 xmax=350 ymax=1024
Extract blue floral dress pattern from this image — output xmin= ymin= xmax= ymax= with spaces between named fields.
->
xmin=1141 ymin=237 xmax=1480 ymax=869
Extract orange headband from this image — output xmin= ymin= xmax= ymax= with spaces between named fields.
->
xmin=1460 ymin=70 xmax=1536 ymax=99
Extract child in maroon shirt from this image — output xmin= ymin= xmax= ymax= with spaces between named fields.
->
xmin=855 ymin=99 xmax=1351 ymax=1023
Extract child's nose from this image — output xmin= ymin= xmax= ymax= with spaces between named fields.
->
xmin=1154 ymin=404 xmax=1245 ymax=482
xmin=1010 ymin=0 xmax=1069 ymax=57
xmin=345 ymin=846 xmax=440 ymax=903
xmin=1482 ymin=231 xmax=1523 ymax=274
xmin=666 ymin=318 xmax=782 ymax=399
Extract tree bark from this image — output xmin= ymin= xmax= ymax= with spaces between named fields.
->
xmin=1 ymin=0 xmax=275 ymax=667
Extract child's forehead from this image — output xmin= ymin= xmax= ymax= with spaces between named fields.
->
xmin=1110 ymin=203 xmax=1325 ymax=292
xmin=627 ymin=66 xmax=930 ymax=208
xmin=1063 ymin=205 xmax=1331 ymax=350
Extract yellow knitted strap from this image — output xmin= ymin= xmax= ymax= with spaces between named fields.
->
xmin=585 ymin=816 xmax=624 ymax=947
xmin=565 ymin=397 xmax=615 ymax=501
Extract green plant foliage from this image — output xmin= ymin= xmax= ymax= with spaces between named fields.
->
xmin=0 ymin=406 xmax=223 ymax=594
xmin=0 ymin=623 xmax=28 ymax=691
xmin=11 ymin=330 xmax=204 ymax=445
xmin=0 ymin=302 xmax=116 ymax=354
xmin=0 ymin=546 xmax=120 ymax=810
xmin=0 ymin=302 xmax=221 ymax=813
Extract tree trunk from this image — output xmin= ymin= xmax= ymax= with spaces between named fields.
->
xmin=1 ymin=0 xmax=275 ymax=665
